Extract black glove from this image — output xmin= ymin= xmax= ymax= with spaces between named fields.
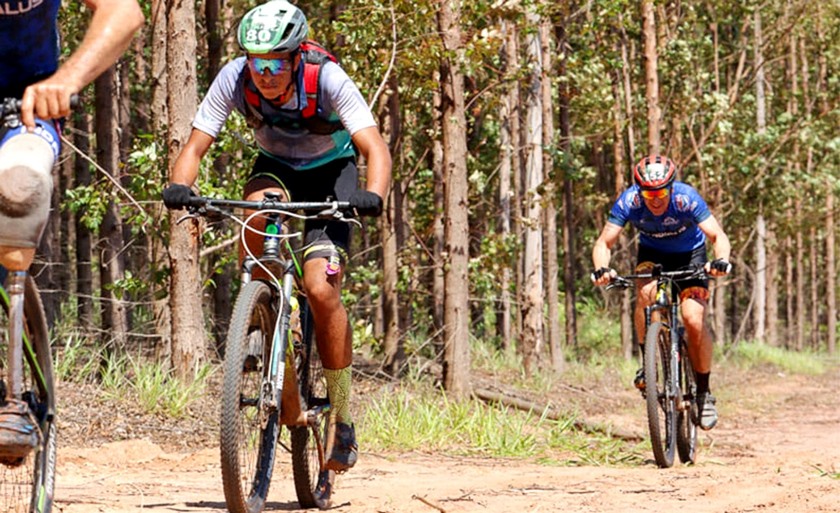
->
xmin=349 ymin=190 xmax=383 ymax=217
xmin=590 ymin=267 xmax=615 ymax=283
xmin=709 ymin=258 xmax=732 ymax=274
xmin=162 ymin=184 xmax=196 ymax=210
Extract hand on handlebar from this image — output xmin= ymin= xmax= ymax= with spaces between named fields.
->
xmin=705 ymin=258 xmax=732 ymax=277
xmin=21 ymin=81 xmax=79 ymax=130
xmin=162 ymin=184 xmax=197 ymax=210
xmin=349 ymin=190 xmax=383 ymax=217
xmin=590 ymin=267 xmax=617 ymax=287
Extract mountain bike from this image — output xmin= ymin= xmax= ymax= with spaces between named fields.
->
xmin=0 ymin=98 xmax=58 ymax=512
xmin=181 ymin=193 xmax=356 ymax=512
xmin=607 ymin=264 xmax=708 ymax=468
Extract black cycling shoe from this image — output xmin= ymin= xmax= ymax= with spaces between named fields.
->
xmin=326 ymin=422 xmax=358 ymax=473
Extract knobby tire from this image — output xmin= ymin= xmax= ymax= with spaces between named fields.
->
xmin=0 ymin=277 xmax=56 ymax=513
xmin=220 ymin=281 xmax=279 ymax=513
xmin=676 ymin=336 xmax=698 ymax=464
xmin=290 ymin=298 xmax=334 ymax=509
xmin=644 ymin=321 xmax=676 ymax=468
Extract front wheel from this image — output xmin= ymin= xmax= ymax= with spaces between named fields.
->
xmin=644 ymin=321 xmax=676 ymax=468
xmin=0 ymin=277 xmax=56 ymax=513
xmin=676 ymin=334 xmax=698 ymax=464
xmin=220 ymin=281 xmax=279 ymax=513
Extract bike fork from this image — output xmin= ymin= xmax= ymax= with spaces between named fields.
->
xmin=5 ymin=271 xmax=27 ymax=401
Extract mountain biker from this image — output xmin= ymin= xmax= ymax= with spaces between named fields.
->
xmin=591 ymin=155 xmax=731 ymax=431
xmin=161 ymin=0 xmax=392 ymax=472
xmin=0 ymin=0 xmax=143 ymax=462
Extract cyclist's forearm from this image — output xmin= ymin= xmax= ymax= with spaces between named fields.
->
xmin=592 ymin=241 xmax=611 ymax=270
xmin=713 ymin=232 xmax=731 ymax=262
xmin=56 ymin=0 xmax=144 ymax=92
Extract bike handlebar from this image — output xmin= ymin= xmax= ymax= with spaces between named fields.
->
xmin=1 ymin=95 xmax=81 ymax=118
xmin=184 ymin=195 xmax=354 ymax=219
xmin=605 ymin=264 xmax=709 ymax=291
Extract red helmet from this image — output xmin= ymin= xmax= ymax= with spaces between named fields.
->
xmin=633 ymin=155 xmax=677 ymax=190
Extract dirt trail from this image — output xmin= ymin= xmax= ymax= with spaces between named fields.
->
xmin=55 ymin=367 xmax=839 ymax=513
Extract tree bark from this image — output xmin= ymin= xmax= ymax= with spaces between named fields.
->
xmin=753 ymin=10 xmax=767 ymax=344
xmin=641 ymin=0 xmax=661 ymax=154
xmin=167 ymin=0 xmax=206 ymax=380
xmin=437 ymin=0 xmax=471 ymax=397
xmin=520 ymin=8 xmax=544 ymax=375
xmin=541 ymin=17 xmax=563 ymax=374
xmin=497 ymin=19 xmax=515 ymax=352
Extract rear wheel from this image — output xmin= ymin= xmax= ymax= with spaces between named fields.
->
xmin=644 ymin=321 xmax=676 ymax=468
xmin=676 ymin=334 xmax=698 ymax=464
xmin=220 ymin=281 xmax=279 ymax=513
xmin=0 ymin=276 xmax=56 ymax=513
xmin=291 ymin=298 xmax=333 ymax=510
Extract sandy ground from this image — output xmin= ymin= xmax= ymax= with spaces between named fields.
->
xmin=54 ymin=366 xmax=840 ymax=513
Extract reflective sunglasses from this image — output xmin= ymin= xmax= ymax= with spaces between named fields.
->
xmin=640 ymin=187 xmax=670 ymax=200
xmin=248 ymin=57 xmax=293 ymax=76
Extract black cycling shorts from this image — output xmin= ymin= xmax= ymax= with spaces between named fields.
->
xmin=636 ymin=244 xmax=709 ymax=301
xmin=244 ymin=154 xmax=358 ymax=263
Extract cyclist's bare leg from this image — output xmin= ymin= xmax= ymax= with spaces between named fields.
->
xmin=302 ymin=258 xmax=351 ymax=370
xmin=680 ymin=297 xmax=712 ymax=374
xmin=633 ymin=278 xmax=657 ymax=344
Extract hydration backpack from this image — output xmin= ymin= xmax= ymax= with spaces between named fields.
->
xmin=241 ymin=40 xmax=344 ymax=135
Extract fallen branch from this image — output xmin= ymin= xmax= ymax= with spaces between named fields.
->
xmin=472 ymin=387 xmax=642 ymax=442
xmin=412 ymin=494 xmax=447 ymax=513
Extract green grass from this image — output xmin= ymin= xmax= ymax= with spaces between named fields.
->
xmin=724 ymin=341 xmax=829 ymax=375
xmin=359 ymin=381 xmax=638 ymax=464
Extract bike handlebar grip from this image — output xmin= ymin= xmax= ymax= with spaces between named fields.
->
xmin=710 ymin=259 xmax=732 ymax=274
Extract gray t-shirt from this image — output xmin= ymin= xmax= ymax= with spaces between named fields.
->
xmin=193 ymin=56 xmax=376 ymax=170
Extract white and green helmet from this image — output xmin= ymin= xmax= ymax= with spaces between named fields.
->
xmin=238 ymin=1 xmax=308 ymax=54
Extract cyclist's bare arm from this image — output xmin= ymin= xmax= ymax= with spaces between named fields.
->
xmin=698 ymin=215 xmax=731 ymax=277
xmin=351 ymin=126 xmax=392 ymax=199
xmin=170 ymin=129 xmax=216 ymax=187
xmin=20 ymin=0 xmax=144 ymax=129
xmin=591 ymin=222 xmax=623 ymax=286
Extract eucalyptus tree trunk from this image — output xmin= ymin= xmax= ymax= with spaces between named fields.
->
xmin=437 ymin=0 xmax=471 ymax=397
xmin=503 ymin=21 xmax=523 ymax=349
xmin=827 ymin=180 xmax=836 ymax=355
xmin=520 ymin=8 xmax=545 ymax=376
xmin=497 ymin=19 xmax=516 ymax=352
xmin=610 ymin=75 xmax=633 ymax=359
xmin=151 ymin=0 xmax=171 ymax=360
xmin=753 ymin=10 xmax=767 ymax=344
xmin=767 ymin=227 xmax=780 ymax=347
xmin=541 ymin=17 xmax=563 ymax=373
xmin=641 ymin=0 xmax=660 ymax=154
xmin=618 ymin=13 xmax=636 ymax=160
xmin=95 ymin=67 xmax=129 ymax=351
xmin=167 ymin=0 xmax=206 ymax=379
xmin=73 ymin=109 xmax=93 ymax=327
xmin=809 ymin=224 xmax=818 ymax=350
xmin=431 ymin=70 xmax=445 ymax=356
xmin=381 ymin=78 xmax=405 ymax=376
xmin=556 ymin=19 xmax=577 ymax=355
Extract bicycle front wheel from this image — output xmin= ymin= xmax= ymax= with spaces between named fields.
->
xmin=644 ymin=321 xmax=676 ymax=468
xmin=676 ymin=334 xmax=698 ymax=464
xmin=220 ymin=281 xmax=279 ymax=513
xmin=291 ymin=298 xmax=334 ymax=510
xmin=0 ymin=277 xmax=56 ymax=513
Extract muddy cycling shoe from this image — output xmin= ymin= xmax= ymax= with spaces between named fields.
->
xmin=0 ymin=399 xmax=39 ymax=467
xmin=633 ymin=367 xmax=646 ymax=391
xmin=326 ymin=422 xmax=358 ymax=473
xmin=697 ymin=393 xmax=718 ymax=431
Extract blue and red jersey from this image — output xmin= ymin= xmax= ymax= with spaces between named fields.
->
xmin=0 ymin=0 xmax=61 ymax=98
xmin=607 ymin=181 xmax=711 ymax=253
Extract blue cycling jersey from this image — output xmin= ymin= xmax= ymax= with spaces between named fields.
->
xmin=0 ymin=0 xmax=61 ymax=98
xmin=607 ymin=181 xmax=711 ymax=253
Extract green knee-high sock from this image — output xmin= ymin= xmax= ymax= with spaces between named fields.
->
xmin=324 ymin=367 xmax=353 ymax=425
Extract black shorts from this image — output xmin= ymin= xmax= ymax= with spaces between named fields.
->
xmin=244 ymin=154 xmax=358 ymax=263
xmin=636 ymin=245 xmax=709 ymax=301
